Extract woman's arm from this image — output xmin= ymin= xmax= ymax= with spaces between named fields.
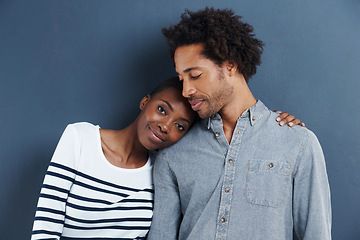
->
xmin=31 ymin=125 xmax=80 ymax=240
xmin=275 ymin=110 xmax=305 ymax=127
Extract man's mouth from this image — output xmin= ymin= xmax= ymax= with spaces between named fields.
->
xmin=188 ymin=99 xmax=204 ymax=111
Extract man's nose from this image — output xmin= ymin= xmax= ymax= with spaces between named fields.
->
xmin=182 ymin=79 xmax=196 ymax=98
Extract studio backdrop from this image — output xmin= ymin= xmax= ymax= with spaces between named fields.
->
xmin=0 ymin=0 xmax=359 ymax=239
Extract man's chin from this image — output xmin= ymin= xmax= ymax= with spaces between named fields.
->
xmin=195 ymin=104 xmax=217 ymax=119
xmin=197 ymin=110 xmax=213 ymax=119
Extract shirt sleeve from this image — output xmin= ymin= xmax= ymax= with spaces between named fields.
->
xmin=31 ymin=124 xmax=80 ymax=239
xmin=292 ymin=130 xmax=332 ymax=240
xmin=147 ymin=150 xmax=182 ymax=240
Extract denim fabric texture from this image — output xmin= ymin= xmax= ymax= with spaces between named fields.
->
xmin=147 ymin=100 xmax=331 ymax=240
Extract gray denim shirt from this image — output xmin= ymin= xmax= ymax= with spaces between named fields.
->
xmin=147 ymin=100 xmax=331 ymax=240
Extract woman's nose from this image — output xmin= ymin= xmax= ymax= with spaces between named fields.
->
xmin=158 ymin=121 xmax=169 ymax=133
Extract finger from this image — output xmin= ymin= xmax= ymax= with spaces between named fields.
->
xmin=280 ymin=114 xmax=295 ymax=126
xmin=273 ymin=110 xmax=282 ymax=114
xmin=276 ymin=112 xmax=289 ymax=122
xmin=301 ymin=122 xmax=306 ymax=128
xmin=288 ymin=118 xmax=301 ymax=127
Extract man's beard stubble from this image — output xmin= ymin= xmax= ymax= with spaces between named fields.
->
xmin=197 ymin=69 xmax=234 ymax=119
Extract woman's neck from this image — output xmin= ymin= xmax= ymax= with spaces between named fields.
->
xmin=100 ymin=123 xmax=149 ymax=169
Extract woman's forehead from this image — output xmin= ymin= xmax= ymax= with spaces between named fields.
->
xmin=152 ymin=87 xmax=195 ymax=118
xmin=153 ymin=86 xmax=182 ymax=99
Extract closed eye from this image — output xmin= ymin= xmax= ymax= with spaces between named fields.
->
xmin=190 ymin=73 xmax=202 ymax=80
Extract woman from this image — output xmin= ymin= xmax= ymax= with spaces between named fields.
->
xmin=31 ymin=77 xmax=300 ymax=239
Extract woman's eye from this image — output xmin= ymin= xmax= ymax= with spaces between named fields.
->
xmin=190 ymin=73 xmax=202 ymax=79
xmin=176 ymin=123 xmax=185 ymax=131
xmin=158 ymin=106 xmax=166 ymax=114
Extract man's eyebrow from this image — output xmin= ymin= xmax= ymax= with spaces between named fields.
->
xmin=176 ymin=67 xmax=200 ymax=74
xmin=160 ymin=99 xmax=191 ymax=125
xmin=184 ymin=67 xmax=201 ymax=73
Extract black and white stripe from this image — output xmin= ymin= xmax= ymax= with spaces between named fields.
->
xmin=31 ymin=123 xmax=154 ymax=239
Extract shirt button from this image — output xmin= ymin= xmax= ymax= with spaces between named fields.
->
xmin=268 ymin=163 xmax=274 ymax=168
xmin=228 ymin=159 xmax=233 ymax=164
xmin=215 ymin=132 xmax=220 ymax=137
xmin=225 ymin=187 xmax=230 ymax=193
xmin=221 ymin=217 xmax=226 ymax=223
xmin=252 ymin=116 xmax=256 ymax=121
xmin=237 ymin=129 xmax=240 ymax=134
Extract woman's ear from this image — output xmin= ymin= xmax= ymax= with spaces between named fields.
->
xmin=140 ymin=94 xmax=151 ymax=110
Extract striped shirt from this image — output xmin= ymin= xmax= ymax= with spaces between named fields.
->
xmin=31 ymin=122 xmax=154 ymax=240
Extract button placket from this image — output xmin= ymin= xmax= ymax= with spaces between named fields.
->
xmin=214 ymin=116 xmax=248 ymax=240
xmin=215 ymin=122 xmax=246 ymax=240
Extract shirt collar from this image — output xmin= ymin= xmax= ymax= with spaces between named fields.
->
xmin=249 ymin=100 xmax=267 ymax=126
xmin=203 ymin=100 xmax=268 ymax=129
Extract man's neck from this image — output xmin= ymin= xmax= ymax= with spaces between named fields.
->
xmin=219 ymin=79 xmax=256 ymax=143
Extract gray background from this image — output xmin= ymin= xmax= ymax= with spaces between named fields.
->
xmin=1 ymin=0 xmax=359 ymax=239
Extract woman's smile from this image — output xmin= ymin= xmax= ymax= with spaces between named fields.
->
xmin=148 ymin=125 xmax=165 ymax=142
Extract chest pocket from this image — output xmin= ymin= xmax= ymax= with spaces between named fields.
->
xmin=245 ymin=159 xmax=291 ymax=207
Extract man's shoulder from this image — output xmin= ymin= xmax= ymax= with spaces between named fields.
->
xmin=159 ymin=119 xmax=209 ymax=153
xmin=263 ymin=110 xmax=309 ymax=136
xmin=250 ymin=101 xmax=308 ymax=139
xmin=255 ymin=109 xmax=321 ymax=152
xmin=175 ymin=119 xmax=208 ymax=141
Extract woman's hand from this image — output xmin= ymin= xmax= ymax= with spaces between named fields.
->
xmin=274 ymin=110 xmax=305 ymax=127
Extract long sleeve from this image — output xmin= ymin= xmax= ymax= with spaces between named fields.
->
xmin=293 ymin=130 xmax=332 ymax=240
xmin=31 ymin=124 xmax=80 ymax=239
xmin=147 ymin=150 xmax=182 ymax=240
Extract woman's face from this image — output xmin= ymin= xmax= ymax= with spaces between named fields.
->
xmin=137 ymin=87 xmax=196 ymax=150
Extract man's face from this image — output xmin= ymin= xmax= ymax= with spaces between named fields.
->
xmin=174 ymin=43 xmax=234 ymax=119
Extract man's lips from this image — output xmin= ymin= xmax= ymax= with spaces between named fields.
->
xmin=148 ymin=127 xmax=165 ymax=142
xmin=188 ymin=99 xmax=204 ymax=111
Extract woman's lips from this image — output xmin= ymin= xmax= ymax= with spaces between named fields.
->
xmin=148 ymin=127 xmax=165 ymax=143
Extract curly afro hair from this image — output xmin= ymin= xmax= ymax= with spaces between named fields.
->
xmin=162 ymin=7 xmax=264 ymax=82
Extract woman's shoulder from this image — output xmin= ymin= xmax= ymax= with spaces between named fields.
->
xmin=63 ymin=122 xmax=100 ymax=140
xmin=67 ymin=121 xmax=99 ymax=131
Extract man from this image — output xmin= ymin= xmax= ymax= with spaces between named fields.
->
xmin=148 ymin=8 xmax=331 ymax=240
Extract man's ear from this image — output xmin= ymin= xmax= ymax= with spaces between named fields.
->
xmin=226 ymin=61 xmax=238 ymax=76
xmin=140 ymin=94 xmax=151 ymax=110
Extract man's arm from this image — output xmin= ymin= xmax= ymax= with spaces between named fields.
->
xmin=293 ymin=130 xmax=332 ymax=239
xmin=147 ymin=150 xmax=182 ymax=240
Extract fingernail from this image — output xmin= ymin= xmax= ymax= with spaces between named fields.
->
xmin=289 ymin=122 xmax=293 ymax=126
xmin=276 ymin=117 xmax=281 ymax=121
xmin=280 ymin=121 xmax=284 ymax=126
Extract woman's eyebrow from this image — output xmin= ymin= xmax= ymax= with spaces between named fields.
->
xmin=180 ymin=118 xmax=191 ymax=125
xmin=160 ymin=99 xmax=173 ymax=111
xmin=160 ymin=99 xmax=191 ymax=125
